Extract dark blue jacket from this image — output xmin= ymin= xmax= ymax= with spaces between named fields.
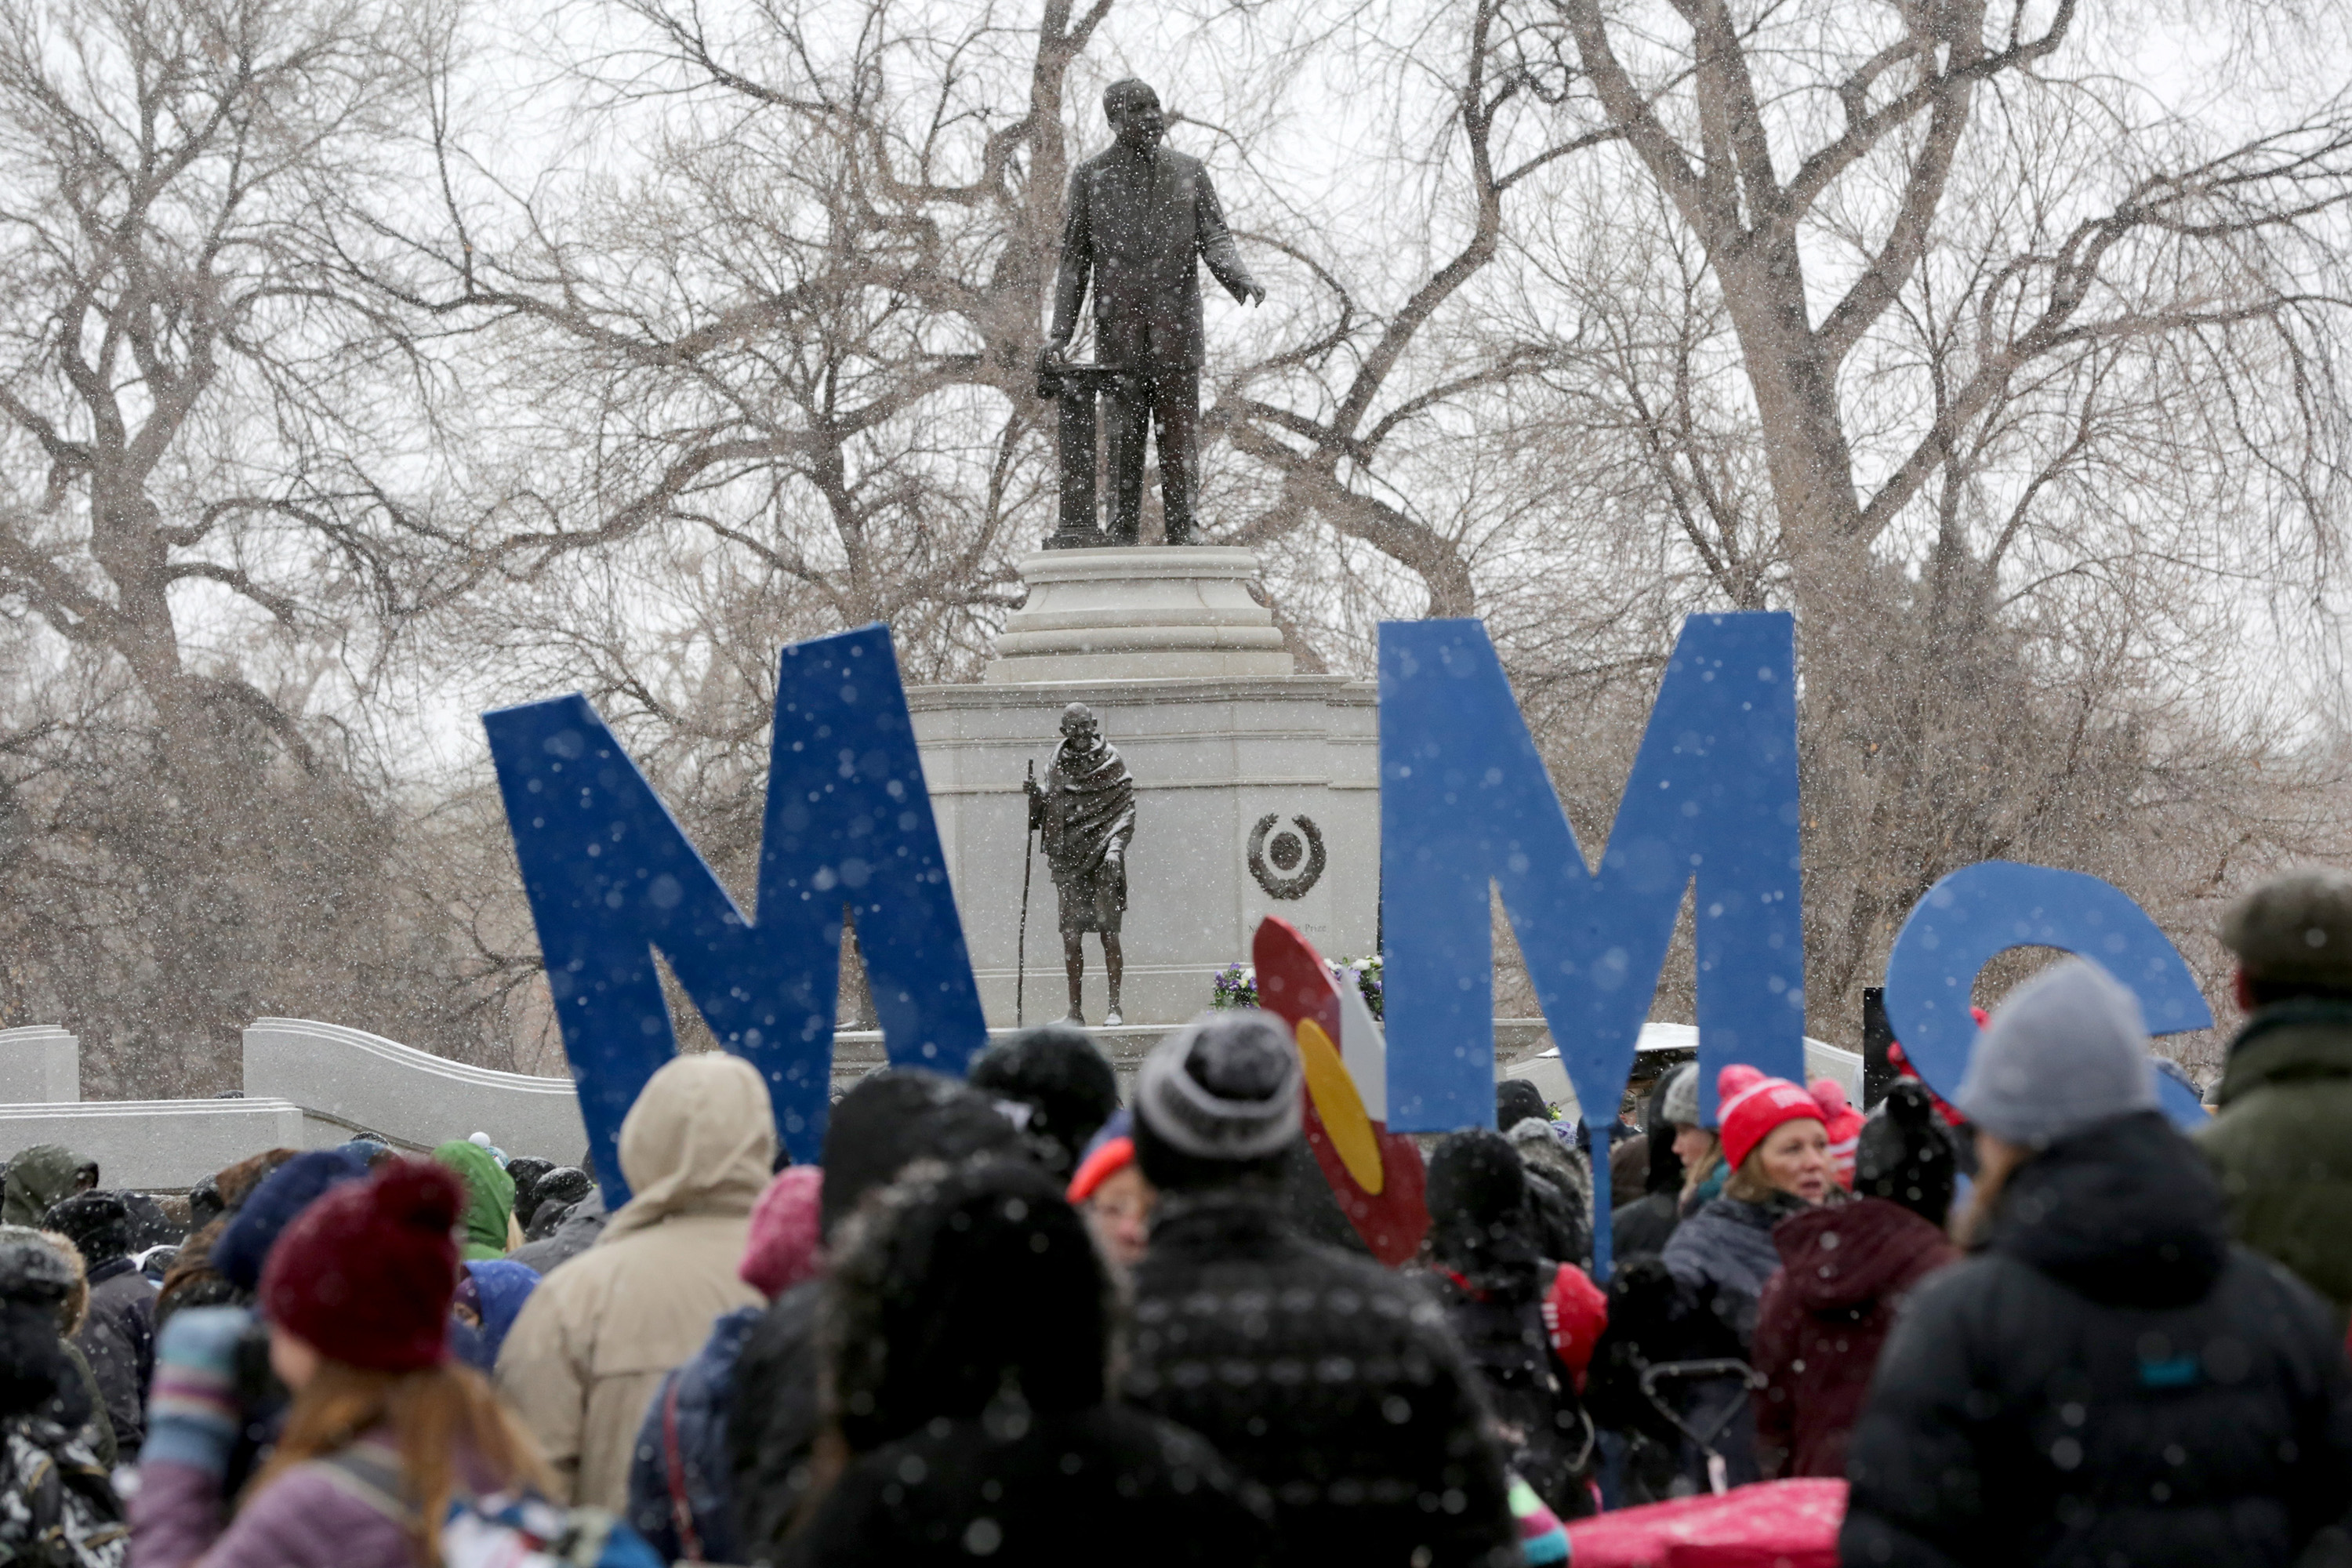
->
xmin=626 ymin=1305 xmax=760 ymax=1564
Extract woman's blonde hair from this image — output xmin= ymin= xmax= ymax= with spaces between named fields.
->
xmin=249 ymin=1359 xmax=554 ymax=1568
xmin=1722 ymin=1151 xmax=1777 ymax=1204
xmin=1949 ymin=1131 xmax=2031 ymax=1248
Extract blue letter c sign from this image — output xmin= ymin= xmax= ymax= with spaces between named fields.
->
xmin=1883 ymin=861 xmax=2212 ymax=1129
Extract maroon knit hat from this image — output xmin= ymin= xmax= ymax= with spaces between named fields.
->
xmin=260 ymin=1157 xmax=463 ymax=1373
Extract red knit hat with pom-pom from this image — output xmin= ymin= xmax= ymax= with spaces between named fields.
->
xmin=1808 ymin=1079 xmax=1867 ymax=1187
xmin=1715 ymin=1062 xmax=1766 ymax=1106
xmin=260 ymin=1157 xmax=463 ymax=1372
xmin=1717 ymin=1065 xmax=1825 ymax=1172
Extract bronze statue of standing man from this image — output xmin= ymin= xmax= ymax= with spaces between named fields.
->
xmin=1041 ymin=78 xmax=1264 ymax=546
xmin=1025 ymin=703 xmax=1136 ymax=1025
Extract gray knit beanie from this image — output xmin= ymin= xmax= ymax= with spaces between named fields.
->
xmin=1134 ymin=1010 xmax=1301 ymax=1160
xmin=1957 ymin=959 xmax=2158 ymax=1148
xmin=1657 ymin=1061 xmax=1704 ymax=1128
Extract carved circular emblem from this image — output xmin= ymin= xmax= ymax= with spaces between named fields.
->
xmin=1248 ymin=812 xmax=1327 ymax=900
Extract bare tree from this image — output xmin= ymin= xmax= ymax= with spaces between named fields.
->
xmin=367 ymin=0 xmax=1134 ymax=670
xmin=351 ymin=0 xmax=1134 ymax=1016
xmin=0 ymin=0 xmax=520 ymax=1090
xmin=387 ymin=0 xmax=1645 ymax=670
xmin=1200 ymin=0 xmax=1627 ymax=625
xmin=1497 ymin=1 xmax=2352 ymax=1047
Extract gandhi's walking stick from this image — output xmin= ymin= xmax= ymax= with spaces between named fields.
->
xmin=1017 ymin=760 xmax=1036 ymax=1027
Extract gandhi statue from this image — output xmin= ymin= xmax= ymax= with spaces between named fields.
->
xmin=1041 ymin=78 xmax=1264 ymax=546
xmin=1024 ymin=702 xmax=1137 ymax=1025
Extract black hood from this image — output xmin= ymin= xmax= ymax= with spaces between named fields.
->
xmin=1426 ymin=1130 xmax=1543 ymax=1293
xmin=1989 ymin=1111 xmax=2229 ymax=1308
xmin=42 ymin=1192 xmax=129 ymax=1269
xmin=824 ymin=1159 xmax=1107 ymax=1453
xmin=820 ymin=1069 xmax=1026 ymax=1238
xmin=967 ymin=1027 xmax=1120 ymax=1182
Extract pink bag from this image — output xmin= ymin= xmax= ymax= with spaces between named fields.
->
xmin=1565 ymin=1479 xmax=1846 ymax=1568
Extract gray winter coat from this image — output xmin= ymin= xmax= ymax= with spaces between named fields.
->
xmin=1654 ymin=1189 xmax=1816 ymax=1491
xmin=1661 ymin=1192 xmax=1809 ymax=1347
xmin=506 ymin=1188 xmax=605 ymax=1277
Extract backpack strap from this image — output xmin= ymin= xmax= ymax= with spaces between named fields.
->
xmin=659 ymin=1372 xmax=705 ymax=1564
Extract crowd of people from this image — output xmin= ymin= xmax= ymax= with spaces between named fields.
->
xmin=0 ymin=870 xmax=2343 ymax=1566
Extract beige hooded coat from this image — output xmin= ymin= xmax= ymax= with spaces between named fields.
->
xmin=495 ymin=1053 xmax=773 ymax=1508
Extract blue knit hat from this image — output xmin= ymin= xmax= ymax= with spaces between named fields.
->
xmin=451 ymin=1258 xmax=540 ymax=1372
xmin=213 ymin=1148 xmax=371 ymax=1291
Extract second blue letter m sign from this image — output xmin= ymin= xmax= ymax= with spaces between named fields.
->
xmin=483 ymin=625 xmax=987 ymax=1197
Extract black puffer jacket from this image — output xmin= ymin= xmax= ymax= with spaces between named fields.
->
xmin=1612 ymin=1078 xmax=1691 ymax=1263
xmin=1841 ymin=1112 xmax=2352 ymax=1568
xmin=506 ymin=1186 xmax=605 ymax=1274
xmin=781 ymin=1406 xmax=1270 ymax=1567
xmin=1123 ymin=1194 xmax=1517 ymax=1568
xmin=0 ymin=1301 xmax=122 ymax=1566
xmin=785 ymin=1157 xmax=1274 ymax=1568
xmin=1508 ymin=1120 xmax=1593 ymax=1272
xmin=1425 ymin=1268 xmax=1593 ymax=1520
xmin=727 ymin=1070 xmax=1036 ymax=1565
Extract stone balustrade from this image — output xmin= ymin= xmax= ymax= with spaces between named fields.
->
xmin=241 ymin=1018 xmax=587 ymax=1163
xmin=0 ymin=1020 xmax=583 ymax=1189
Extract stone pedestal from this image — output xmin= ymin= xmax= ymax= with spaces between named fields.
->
xmin=0 ymin=1027 xmax=78 ymax=1104
xmin=910 ymin=546 xmax=1376 ymax=1027
xmin=985 ymin=546 xmax=1292 ymax=682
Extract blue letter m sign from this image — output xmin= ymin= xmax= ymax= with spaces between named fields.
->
xmin=1381 ymin=612 xmax=1806 ymax=1246
xmin=483 ymin=625 xmax=987 ymax=1197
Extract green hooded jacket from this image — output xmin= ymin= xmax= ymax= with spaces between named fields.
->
xmin=434 ymin=1140 xmax=516 ymax=1262
xmin=2 ymin=1145 xmax=82 ymax=1228
xmin=2198 ymin=1000 xmax=2352 ymax=1318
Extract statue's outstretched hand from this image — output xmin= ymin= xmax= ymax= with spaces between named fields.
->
xmin=1243 ymin=282 xmax=1266 ymax=307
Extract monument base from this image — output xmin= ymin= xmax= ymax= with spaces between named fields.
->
xmin=916 ymin=542 xmax=1377 ymax=1027
xmin=985 ymin=546 xmax=1293 ymax=682
xmin=833 ymin=1018 xmax=1565 ymax=1099
xmin=909 ymin=675 xmax=1376 ymax=1027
